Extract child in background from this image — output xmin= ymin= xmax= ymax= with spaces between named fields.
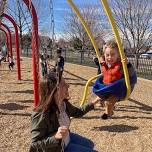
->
xmin=54 ymin=48 xmax=64 ymax=77
xmin=98 ymin=40 xmax=127 ymax=119
xmin=40 ymin=48 xmax=49 ymax=77
xmin=93 ymin=48 xmax=104 ymax=75
xmin=8 ymin=55 xmax=14 ymax=70
xmin=93 ymin=56 xmax=101 ymax=74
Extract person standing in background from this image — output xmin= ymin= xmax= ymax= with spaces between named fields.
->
xmin=54 ymin=48 xmax=65 ymax=77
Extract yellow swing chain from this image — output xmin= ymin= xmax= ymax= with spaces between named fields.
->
xmin=100 ymin=0 xmax=131 ymax=100
xmin=67 ymin=0 xmax=102 ymax=106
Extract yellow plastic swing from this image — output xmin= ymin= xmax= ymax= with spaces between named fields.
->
xmin=67 ymin=0 xmax=131 ymax=106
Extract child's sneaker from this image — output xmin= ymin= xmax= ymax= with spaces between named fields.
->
xmin=101 ymin=113 xmax=108 ymax=119
xmin=101 ymin=112 xmax=114 ymax=120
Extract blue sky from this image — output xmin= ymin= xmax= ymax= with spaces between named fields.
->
xmin=5 ymin=0 xmax=109 ymax=38
xmin=52 ymin=0 xmax=101 ymax=34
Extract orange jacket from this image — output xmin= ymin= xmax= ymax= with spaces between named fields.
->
xmin=102 ymin=62 xmax=123 ymax=84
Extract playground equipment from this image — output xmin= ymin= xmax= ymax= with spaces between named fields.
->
xmin=93 ymin=72 xmax=137 ymax=100
xmin=1 ymin=23 xmax=13 ymax=57
xmin=0 ymin=0 xmax=39 ymax=107
xmin=2 ymin=13 xmax=21 ymax=80
xmin=0 ymin=28 xmax=9 ymax=55
xmin=22 ymin=0 xmax=39 ymax=107
xmin=67 ymin=0 xmax=136 ymax=106
xmin=0 ymin=0 xmax=137 ymax=108
xmin=92 ymin=0 xmax=137 ymax=100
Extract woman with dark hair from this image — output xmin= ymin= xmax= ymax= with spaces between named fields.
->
xmin=29 ymin=72 xmax=100 ymax=152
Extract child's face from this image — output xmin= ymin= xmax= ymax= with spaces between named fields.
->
xmin=104 ymin=47 xmax=119 ymax=66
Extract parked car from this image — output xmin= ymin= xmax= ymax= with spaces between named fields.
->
xmin=126 ymin=53 xmax=135 ymax=58
xmin=140 ymin=52 xmax=152 ymax=59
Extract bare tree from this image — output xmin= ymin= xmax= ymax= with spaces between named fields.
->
xmin=112 ymin=0 xmax=152 ymax=68
xmin=0 ymin=32 xmax=6 ymax=47
xmin=63 ymin=5 xmax=106 ymax=62
xmin=5 ymin=0 xmax=53 ymax=51
xmin=22 ymin=33 xmax=31 ymax=56
xmin=5 ymin=0 xmax=31 ymax=50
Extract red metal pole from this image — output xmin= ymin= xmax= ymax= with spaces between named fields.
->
xmin=0 ymin=29 xmax=10 ymax=54
xmin=23 ymin=0 xmax=39 ymax=107
xmin=1 ymin=23 xmax=13 ymax=57
xmin=2 ymin=13 xmax=21 ymax=80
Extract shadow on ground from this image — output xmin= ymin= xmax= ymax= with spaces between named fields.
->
xmin=93 ymin=124 xmax=138 ymax=133
xmin=67 ymin=82 xmax=87 ymax=86
xmin=0 ymin=112 xmax=31 ymax=117
xmin=5 ymin=89 xmax=33 ymax=94
xmin=0 ymin=103 xmax=29 ymax=110
xmin=64 ymin=70 xmax=89 ymax=82
xmin=65 ymin=77 xmax=79 ymax=81
xmin=115 ymin=98 xmax=152 ymax=115
xmin=129 ymin=98 xmax=152 ymax=111
xmin=17 ymin=99 xmax=33 ymax=103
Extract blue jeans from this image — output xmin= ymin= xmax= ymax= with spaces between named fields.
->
xmin=64 ymin=133 xmax=98 ymax=152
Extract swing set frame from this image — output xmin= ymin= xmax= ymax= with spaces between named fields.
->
xmin=0 ymin=0 xmax=131 ymax=108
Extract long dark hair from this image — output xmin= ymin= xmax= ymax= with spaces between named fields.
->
xmin=35 ymin=71 xmax=61 ymax=112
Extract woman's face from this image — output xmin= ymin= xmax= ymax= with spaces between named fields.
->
xmin=54 ymin=78 xmax=70 ymax=106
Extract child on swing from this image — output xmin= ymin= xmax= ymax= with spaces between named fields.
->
xmin=98 ymin=39 xmax=134 ymax=119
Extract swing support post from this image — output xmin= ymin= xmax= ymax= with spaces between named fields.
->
xmin=1 ymin=23 xmax=13 ymax=57
xmin=23 ymin=0 xmax=39 ymax=107
xmin=0 ymin=29 xmax=9 ymax=57
xmin=2 ymin=13 xmax=21 ymax=80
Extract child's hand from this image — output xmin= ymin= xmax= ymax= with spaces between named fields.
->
xmin=99 ymin=56 xmax=105 ymax=64
xmin=121 ymin=58 xmax=128 ymax=64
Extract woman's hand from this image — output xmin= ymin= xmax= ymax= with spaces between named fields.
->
xmin=54 ymin=126 xmax=68 ymax=140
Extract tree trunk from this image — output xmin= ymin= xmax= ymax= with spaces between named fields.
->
xmin=26 ymin=47 xmax=29 ymax=56
xmin=80 ymin=49 xmax=84 ymax=64
xmin=20 ymin=31 xmax=23 ymax=50
xmin=135 ymin=54 xmax=139 ymax=69
xmin=64 ymin=49 xmax=66 ymax=61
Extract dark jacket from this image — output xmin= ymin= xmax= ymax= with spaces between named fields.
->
xmin=29 ymin=100 xmax=94 ymax=152
xmin=55 ymin=56 xmax=64 ymax=71
xmin=93 ymin=57 xmax=101 ymax=74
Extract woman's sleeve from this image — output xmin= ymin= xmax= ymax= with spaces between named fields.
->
xmin=31 ymin=113 xmax=61 ymax=149
xmin=65 ymin=100 xmax=94 ymax=118
xmin=31 ymin=135 xmax=61 ymax=150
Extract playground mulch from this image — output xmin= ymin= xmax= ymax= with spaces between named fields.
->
xmin=0 ymin=57 xmax=152 ymax=152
